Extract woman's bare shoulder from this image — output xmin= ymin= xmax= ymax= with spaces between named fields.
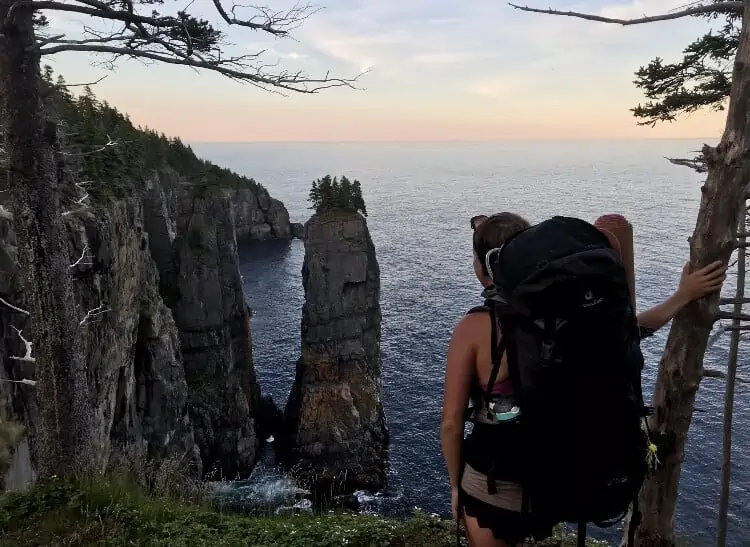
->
xmin=453 ymin=309 xmax=489 ymax=337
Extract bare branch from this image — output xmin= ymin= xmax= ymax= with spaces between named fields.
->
xmin=0 ymin=296 xmax=29 ymax=316
xmin=211 ymin=0 xmax=320 ymax=36
xmin=9 ymin=326 xmax=35 ymax=363
xmin=32 ymin=1 xmax=362 ymax=94
xmin=70 ymin=244 xmax=93 ymax=269
xmin=0 ymin=378 xmax=37 ymax=387
xmin=41 ymin=43 xmax=360 ymax=93
xmin=63 ymin=135 xmax=117 ymax=157
xmin=20 ymin=1 xmax=180 ymax=30
xmin=666 ymin=155 xmax=708 ymax=174
xmin=716 ymin=311 xmax=750 ymax=322
xmin=707 ymin=324 xmax=750 ymax=350
xmin=54 ymin=75 xmax=108 ymax=88
xmin=507 ymin=2 xmax=743 ymax=26
xmin=704 ymin=369 xmax=750 ymax=384
xmin=61 ymin=180 xmax=93 ymax=217
xmin=79 ymin=303 xmax=110 ymax=326
xmin=720 ymin=297 xmax=750 ymax=305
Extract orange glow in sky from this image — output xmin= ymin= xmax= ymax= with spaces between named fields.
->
xmin=43 ymin=0 xmax=728 ymax=143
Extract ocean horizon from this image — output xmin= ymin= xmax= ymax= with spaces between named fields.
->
xmin=190 ymin=137 xmax=720 ymax=144
xmin=191 ymin=139 xmax=748 ymax=546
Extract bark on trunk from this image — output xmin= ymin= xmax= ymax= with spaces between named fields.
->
xmin=0 ymin=1 xmax=94 ymax=478
xmin=629 ymin=2 xmax=750 ymax=544
xmin=716 ymin=208 xmax=746 ymax=547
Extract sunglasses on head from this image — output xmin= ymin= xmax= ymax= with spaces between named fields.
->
xmin=470 ymin=215 xmax=488 ymax=231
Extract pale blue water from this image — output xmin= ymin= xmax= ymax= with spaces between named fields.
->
xmin=192 ymin=140 xmax=749 ymax=547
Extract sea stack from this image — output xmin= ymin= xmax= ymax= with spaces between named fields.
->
xmin=283 ymin=209 xmax=389 ymax=495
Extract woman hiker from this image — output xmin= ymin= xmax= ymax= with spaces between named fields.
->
xmin=441 ymin=212 xmax=727 ymax=547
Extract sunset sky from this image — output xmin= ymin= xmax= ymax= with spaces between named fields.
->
xmin=44 ymin=0 xmax=728 ymax=142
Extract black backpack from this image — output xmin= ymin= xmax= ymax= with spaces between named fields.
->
xmin=478 ymin=216 xmax=651 ymax=546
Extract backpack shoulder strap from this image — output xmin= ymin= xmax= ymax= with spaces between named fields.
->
xmin=466 ymin=304 xmax=490 ymax=315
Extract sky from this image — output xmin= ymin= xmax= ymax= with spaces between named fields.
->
xmin=43 ymin=0 xmax=729 ymax=142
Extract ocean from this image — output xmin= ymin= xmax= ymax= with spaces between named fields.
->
xmin=190 ymin=140 xmax=749 ymax=547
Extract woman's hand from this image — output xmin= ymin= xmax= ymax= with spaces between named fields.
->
xmin=677 ymin=260 xmax=727 ymax=302
xmin=451 ymin=486 xmax=461 ymax=522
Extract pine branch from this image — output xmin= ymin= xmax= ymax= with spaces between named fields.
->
xmin=507 ymin=2 xmax=743 ymax=26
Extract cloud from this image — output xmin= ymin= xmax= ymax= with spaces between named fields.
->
xmin=466 ymin=75 xmax=529 ymax=99
xmin=42 ymin=0 xmax=728 ymax=141
xmin=409 ymin=52 xmax=471 ymax=65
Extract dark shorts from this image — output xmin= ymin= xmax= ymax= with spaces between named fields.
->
xmin=460 ymin=486 xmax=554 ymax=545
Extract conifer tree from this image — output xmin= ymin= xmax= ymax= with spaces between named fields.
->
xmin=308 ymin=174 xmax=368 ymax=217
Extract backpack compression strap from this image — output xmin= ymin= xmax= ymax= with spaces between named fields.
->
xmin=482 ymin=305 xmax=508 ymax=497
xmin=484 ymin=305 xmax=507 ymax=408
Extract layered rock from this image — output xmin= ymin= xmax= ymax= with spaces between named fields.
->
xmin=0 ymin=166 xmax=292 ymax=488
xmin=283 ymin=210 xmax=389 ymax=494
xmin=0 ymin=199 xmax=202 ymax=489
xmin=230 ymin=187 xmax=291 ymax=241
xmin=165 ymin=188 xmax=261 ymax=479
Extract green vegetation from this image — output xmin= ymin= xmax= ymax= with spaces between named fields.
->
xmin=308 ymin=175 xmax=368 ymax=217
xmin=0 ymin=477 xmax=610 ymax=546
xmin=40 ymin=66 xmax=265 ymax=204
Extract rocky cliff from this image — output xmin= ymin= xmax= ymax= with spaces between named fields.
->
xmin=282 ymin=210 xmax=389 ymax=495
xmin=0 ymin=164 xmax=294 ymax=489
xmin=230 ymin=187 xmax=291 ymax=241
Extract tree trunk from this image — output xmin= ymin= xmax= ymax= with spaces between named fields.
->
xmin=629 ymin=2 xmax=750 ymax=545
xmin=716 ymin=207 xmax=746 ymax=547
xmin=0 ymin=1 xmax=94 ymax=478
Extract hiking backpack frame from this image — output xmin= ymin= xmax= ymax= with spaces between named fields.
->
xmin=465 ymin=216 xmax=653 ymax=547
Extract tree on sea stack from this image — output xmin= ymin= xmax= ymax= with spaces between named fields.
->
xmin=510 ymin=1 xmax=750 ymax=545
xmin=308 ymin=175 xmax=368 ymax=217
xmin=0 ymin=0 xmax=358 ymax=480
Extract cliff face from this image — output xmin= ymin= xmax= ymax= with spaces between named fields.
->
xmin=283 ymin=210 xmax=389 ymax=495
xmin=0 ymin=167 xmax=293 ymax=489
xmin=168 ymin=189 xmax=261 ymax=479
xmin=230 ymin=187 xmax=291 ymax=241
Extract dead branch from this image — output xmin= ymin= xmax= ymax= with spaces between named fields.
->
xmin=41 ymin=43 xmax=359 ymax=93
xmin=716 ymin=311 xmax=750 ymax=322
xmin=666 ymin=156 xmax=708 ymax=174
xmin=0 ymin=378 xmax=37 ymax=386
xmin=707 ymin=324 xmax=750 ymax=350
xmin=61 ymin=180 xmax=92 ymax=217
xmin=704 ymin=369 xmax=750 ymax=383
xmin=70 ymin=244 xmax=93 ymax=269
xmin=54 ymin=75 xmax=108 ymax=88
xmin=210 ymin=0 xmax=320 ymax=35
xmin=63 ymin=135 xmax=117 ymax=157
xmin=9 ymin=326 xmax=34 ymax=363
xmin=31 ymin=1 xmax=362 ymax=94
xmin=79 ymin=303 xmax=109 ymax=326
xmin=508 ymin=2 xmax=743 ymax=26
xmin=0 ymin=296 xmax=29 ymax=316
xmin=720 ymin=297 xmax=750 ymax=304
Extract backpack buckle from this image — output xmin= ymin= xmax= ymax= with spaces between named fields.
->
xmin=541 ymin=340 xmax=554 ymax=361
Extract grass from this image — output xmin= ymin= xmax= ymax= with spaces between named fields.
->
xmin=0 ymin=475 xmax=615 ymax=547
